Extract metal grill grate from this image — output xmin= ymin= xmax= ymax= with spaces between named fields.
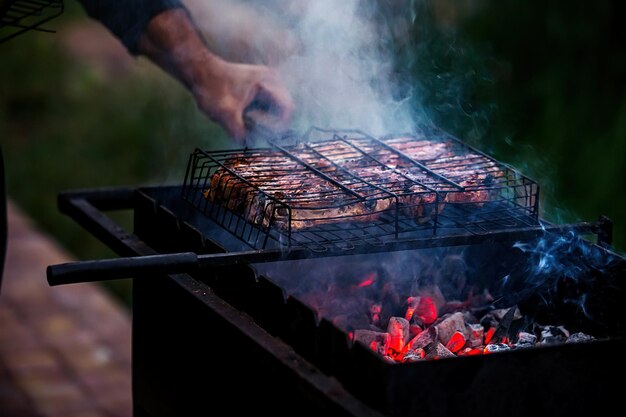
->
xmin=0 ymin=0 xmax=63 ymax=44
xmin=182 ymin=126 xmax=539 ymax=251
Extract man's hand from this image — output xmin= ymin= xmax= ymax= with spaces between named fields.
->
xmin=191 ymin=58 xmax=293 ymax=141
xmin=137 ymin=8 xmax=293 ymax=143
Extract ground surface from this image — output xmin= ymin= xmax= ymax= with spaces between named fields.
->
xmin=0 ymin=201 xmax=132 ymax=417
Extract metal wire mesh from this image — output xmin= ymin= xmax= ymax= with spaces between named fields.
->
xmin=182 ymin=127 xmax=539 ymax=251
xmin=0 ymin=0 xmax=63 ymax=44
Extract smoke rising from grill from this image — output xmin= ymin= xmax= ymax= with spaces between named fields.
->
xmin=183 ymin=0 xmax=624 ymax=344
xmin=185 ymin=0 xmax=416 ymax=135
xmin=506 ymin=230 xmax=619 ymax=321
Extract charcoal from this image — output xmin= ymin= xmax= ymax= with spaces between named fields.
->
xmin=425 ymin=342 xmax=455 ymax=359
xmin=566 ymin=332 xmax=595 ymax=344
xmin=557 ymin=325 xmax=570 ymax=338
xmin=387 ymin=317 xmax=410 ymax=353
xmin=368 ymin=324 xmax=385 ymax=332
xmin=484 ymin=343 xmax=511 ymax=353
xmin=409 ymin=324 xmax=422 ymax=339
xmin=354 ymin=330 xmax=390 ymax=355
xmin=459 ymin=347 xmax=484 ymax=356
xmin=382 ymin=355 xmax=396 ymax=364
xmin=414 ymin=295 xmax=438 ymax=325
xmin=462 ymin=310 xmax=479 ymax=325
xmin=480 ymin=313 xmax=498 ymax=331
xmin=484 ymin=327 xmax=496 ymax=344
xmin=492 ymin=306 xmax=522 ymax=321
xmin=514 ymin=332 xmax=537 ymax=348
xmin=402 ymin=348 xmax=425 ymax=363
xmin=540 ymin=335 xmax=564 ymax=345
xmin=369 ymin=303 xmax=383 ymax=327
xmin=445 ymin=330 xmax=467 ymax=353
xmin=468 ymin=323 xmax=484 ymax=348
xmin=404 ymin=296 xmax=421 ymax=321
xmin=417 ymin=287 xmax=446 ymax=315
xmin=492 ymin=305 xmax=519 ymax=343
xmin=407 ymin=326 xmax=438 ymax=350
xmin=538 ymin=325 xmax=569 ymax=345
xmin=435 ymin=312 xmax=466 ymax=345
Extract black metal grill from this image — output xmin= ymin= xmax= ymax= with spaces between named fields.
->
xmin=43 ymin=186 xmax=622 ymax=417
xmin=182 ymin=126 xmax=539 ymax=252
xmin=0 ymin=0 xmax=63 ymax=44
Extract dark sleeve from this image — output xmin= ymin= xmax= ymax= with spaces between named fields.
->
xmin=77 ymin=0 xmax=184 ymax=54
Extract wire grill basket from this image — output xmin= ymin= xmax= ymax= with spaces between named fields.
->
xmin=182 ymin=126 xmax=539 ymax=252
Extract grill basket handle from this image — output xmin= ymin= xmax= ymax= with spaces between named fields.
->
xmin=47 ymin=252 xmax=198 ymax=286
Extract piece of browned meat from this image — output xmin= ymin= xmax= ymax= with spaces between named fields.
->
xmin=202 ymin=135 xmax=505 ymax=231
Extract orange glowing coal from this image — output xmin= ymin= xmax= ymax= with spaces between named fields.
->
xmin=484 ymin=327 xmax=496 ymax=345
xmin=289 ymin=265 xmax=596 ymax=365
xmin=410 ymin=297 xmax=438 ymax=325
xmin=356 ymin=273 xmax=377 ymax=288
xmin=404 ymin=296 xmax=438 ymax=325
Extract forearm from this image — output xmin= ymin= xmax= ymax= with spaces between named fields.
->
xmin=79 ymin=1 xmax=293 ymax=141
xmin=77 ymin=0 xmax=183 ymax=54
xmin=136 ymin=8 xmax=225 ymax=92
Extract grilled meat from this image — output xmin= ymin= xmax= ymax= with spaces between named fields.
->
xmin=202 ymin=135 xmax=505 ymax=230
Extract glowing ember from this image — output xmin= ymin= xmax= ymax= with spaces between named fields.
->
xmin=351 ymin=304 xmax=595 ymax=363
xmin=484 ymin=327 xmax=496 ymax=345
xmin=409 ymin=324 xmax=422 ymax=339
xmin=369 ymin=303 xmax=382 ymax=327
xmin=387 ymin=317 xmax=410 ymax=354
xmin=415 ymin=297 xmax=438 ymax=325
xmin=269 ymin=257 xmax=599 ymax=365
xmin=407 ymin=326 xmax=438 ymax=351
xmin=445 ymin=331 xmax=466 ymax=353
xmin=459 ymin=347 xmax=483 ymax=356
xmin=404 ymin=296 xmax=420 ymax=321
xmin=356 ymin=273 xmax=376 ymax=288
xmin=468 ymin=324 xmax=484 ymax=348
xmin=354 ymin=329 xmax=390 ymax=356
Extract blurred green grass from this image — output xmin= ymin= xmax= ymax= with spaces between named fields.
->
xmin=1 ymin=1 xmax=625 ymax=306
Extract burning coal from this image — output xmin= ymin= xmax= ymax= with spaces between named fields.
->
xmin=259 ymin=235 xmax=615 ymax=364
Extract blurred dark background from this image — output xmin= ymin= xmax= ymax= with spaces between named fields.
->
xmin=1 ymin=0 xmax=625 ymax=305
xmin=406 ymin=0 xmax=626 ymax=248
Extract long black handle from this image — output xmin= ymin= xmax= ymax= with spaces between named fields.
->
xmin=47 ymin=252 xmax=198 ymax=286
xmin=48 ymin=188 xmax=614 ymax=286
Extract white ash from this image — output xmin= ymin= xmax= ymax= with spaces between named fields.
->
xmin=402 ymin=348 xmax=426 ymax=363
xmin=485 ymin=343 xmax=511 ymax=353
xmin=425 ymin=342 xmax=455 ymax=359
xmin=354 ymin=329 xmax=390 ymax=356
xmin=538 ymin=325 xmax=570 ymax=345
xmin=515 ymin=332 xmax=537 ymax=348
xmin=468 ymin=323 xmax=484 ymax=348
xmin=407 ymin=326 xmax=438 ymax=351
xmin=434 ymin=312 xmax=467 ymax=345
xmin=566 ymin=332 xmax=595 ymax=343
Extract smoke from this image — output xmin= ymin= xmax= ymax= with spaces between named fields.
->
xmin=279 ymin=0 xmax=416 ymax=134
xmin=503 ymin=230 xmax=621 ymax=327
xmin=185 ymin=0 xmax=418 ymax=135
xmin=255 ymin=247 xmax=473 ymax=332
